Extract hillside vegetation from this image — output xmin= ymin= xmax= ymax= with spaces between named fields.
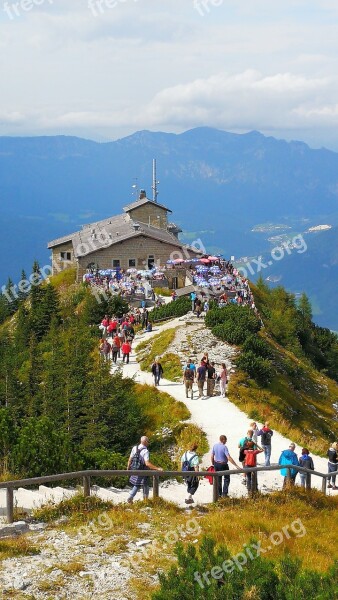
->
xmin=0 ymin=267 xmax=192 ymax=481
xmin=205 ymin=280 xmax=338 ymax=454
xmin=26 ymin=489 xmax=338 ymax=599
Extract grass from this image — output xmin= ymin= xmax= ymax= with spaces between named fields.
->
xmin=136 ymin=328 xmax=183 ymax=382
xmin=174 ymin=423 xmax=209 ymax=467
xmin=0 ymin=537 xmax=40 ymax=561
xmin=228 ymin=332 xmax=338 ymax=455
xmin=135 ymin=383 xmax=190 ymax=434
xmin=125 ymin=489 xmax=338 ymax=599
xmin=48 ymin=560 xmax=85 ymax=575
xmin=23 ymin=490 xmax=338 ymax=600
xmin=32 ymin=494 xmax=114 ymax=523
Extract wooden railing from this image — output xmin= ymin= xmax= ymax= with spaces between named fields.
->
xmin=1 ymin=465 xmax=337 ymax=524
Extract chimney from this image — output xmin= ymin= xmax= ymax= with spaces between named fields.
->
xmin=139 ymin=189 xmax=146 ymax=199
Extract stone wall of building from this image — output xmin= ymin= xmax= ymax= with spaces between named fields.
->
xmin=127 ymin=204 xmax=168 ymax=229
xmin=76 ymin=235 xmax=189 ymax=281
xmin=51 ymin=241 xmax=75 ymax=276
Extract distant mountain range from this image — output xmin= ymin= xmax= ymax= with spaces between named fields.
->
xmin=0 ymin=127 xmax=337 ymax=328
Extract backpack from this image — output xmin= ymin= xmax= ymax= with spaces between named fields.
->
xmin=261 ymin=430 xmax=272 ymax=445
xmin=185 ymin=368 xmax=194 ymax=381
xmin=182 ymin=452 xmax=197 ymax=473
xmin=244 ymin=451 xmax=256 ymax=467
xmin=130 ymin=446 xmax=146 ymax=470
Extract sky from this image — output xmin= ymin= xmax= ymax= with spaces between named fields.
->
xmin=1 ymin=0 xmax=338 ymax=149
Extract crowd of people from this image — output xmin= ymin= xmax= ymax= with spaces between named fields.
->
xmin=98 ymin=309 xmax=152 ymax=363
xmin=126 ymin=429 xmax=338 ymax=504
xmin=84 ymin=266 xmax=163 ymax=300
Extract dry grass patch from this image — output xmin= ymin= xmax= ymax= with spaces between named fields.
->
xmin=0 ymin=536 xmax=40 ymax=561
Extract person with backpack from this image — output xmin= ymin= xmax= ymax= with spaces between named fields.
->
xmin=127 ymin=436 xmax=163 ymax=503
xmin=111 ymin=333 xmax=121 ymax=363
xmin=257 ymin=421 xmax=273 ymax=466
xmin=181 ymin=442 xmax=200 ymax=504
xmin=238 ymin=429 xmax=257 ymax=485
xmin=279 ymin=443 xmax=299 ymax=488
xmin=299 ymin=448 xmax=314 ymax=489
xmin=211 ymin=435 xmax=240 ymax=497
xmin=244 ymin=441 xmax=263 ymax=494
xmin=183 ymin=361 xmax=195 ymax=399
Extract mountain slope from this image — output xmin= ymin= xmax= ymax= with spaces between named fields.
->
xmin=1 ymin=127 xmax=338 ymax=326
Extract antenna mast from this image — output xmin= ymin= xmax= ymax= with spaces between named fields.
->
xmin=152 ymin=158 xmax=159 ymax=203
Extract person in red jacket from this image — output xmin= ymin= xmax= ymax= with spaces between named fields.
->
xmin=244 ymin=441 xmax=263 ymax=494
xmin=121 ymin=340 xmax=132 ymax=364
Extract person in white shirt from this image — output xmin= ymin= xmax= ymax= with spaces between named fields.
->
xmin=127 ymin=436 xmax=163 ymax=503
xmin=181 ymin=442 xmax=200 ymax=504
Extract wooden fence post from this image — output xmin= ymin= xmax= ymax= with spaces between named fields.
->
xmin=322 ymin=477 xmax=327 ymax=495
xmin=306 ymin=473 xmax=311 ymax=490
xmin=213 ymin=474 xmax=219 ymax=502
xmin=83 ymin=475 xmax=91 ymax=497
xmin=6 ymin=487 xmax=14 ymax=524
xmin=153 ymin=475 xmax=159 ymax=499
xmin=252 ymin=470 xmax=258 ymax=493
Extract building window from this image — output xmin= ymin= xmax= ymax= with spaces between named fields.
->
xmin=112 ymin=259 xmax=120 ymax=268
xmin=60 ymin=252 xmax=71 ymax=261
xmin=128 ymin=259 xmax=136 ymax=267
xmin=148 ymin=255 xmax=155 ymax=269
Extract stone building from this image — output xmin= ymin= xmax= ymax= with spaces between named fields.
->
xmin=48 ymin=190 xmax=201 ymax=282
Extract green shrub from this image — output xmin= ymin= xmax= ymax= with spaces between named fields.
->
xmin=153 ymin=536 xmax=338 ymax=600
xmin=242 ymin=335 xmax=273 ymax=359
xmin=150 ymin=297 xmax=191 ymax=321
xmin=206 ymin=305 xmax=261 ymax=345
xmin=237 ymin=351 xmax=273 ymax=387
xmin=212 ymin=323 xmax=249 ymax=345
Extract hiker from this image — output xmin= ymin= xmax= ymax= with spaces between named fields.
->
xmin=100 ymin=338 xmax=111 ymax=362
xmin=195 ymin=298 xmax=202 ymax=318
xmin=111 ymin=333 xmax=121 ymax=363
xmin=127 ymin=436 xmax=163 ymax=503
xmin=257 ymin=421 xmax=273 ymax=466
xmin=250 ymin=421 xmax=259 ymax=445
xmin=183 ymin=361 xmax=195 ymax=399
xmin=181 ymin=442 xmax=200 ymax=504
xmin=203 ymin=300 xmax=209 ymax=314
xmin=299 ymin=448 xmax=314 ymax=489
xmin=121 ymin=339 xmax=132 ymax=364
xmin=196 ymin=360 xmax=207 ymax=398
xmin=171 ymin=290 xmax=177 ymax=301
xmin=211 ymin=435 xmax=240 ymax=498
xmin=219 ymin=363 xmax=228 ymax=397
xmin=244 ymin=441 xmax=263 ymax=494
xmin=190 ymin=290 xmax=197 ymax=312
xmin=238 ymin=429 xmax=257 ymax=485
xmin=141 ymin=308 xmax=149 ymax=328
xmin=279 ymin=443 xmax=299 ymax=488
xmin=206 ymin=361 xmax=216 ymax=398
xmin=151 ymin=357 xmax=163 ymax=386
xmin=327 ymin=442 xmax=338 ymax=490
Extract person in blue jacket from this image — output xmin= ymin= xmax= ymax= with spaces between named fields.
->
xmin=279 ymin=443 xmax=299 ymax=488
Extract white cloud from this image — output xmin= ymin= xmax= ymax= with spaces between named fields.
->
xmin=1 ymin=1 xmax=338 ymax=147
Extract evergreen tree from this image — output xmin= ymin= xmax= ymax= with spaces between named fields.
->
xmin=18 ymin=269 xmax=30 ymax=303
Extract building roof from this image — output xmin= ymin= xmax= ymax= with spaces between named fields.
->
xmin=48 ymin=212 xmax=200 ymax=259
xmin=123 ymin=197 xmax=172 ymax=213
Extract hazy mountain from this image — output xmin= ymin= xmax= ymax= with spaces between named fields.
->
xmin=0 ymin=127 xmax=337 ymax=326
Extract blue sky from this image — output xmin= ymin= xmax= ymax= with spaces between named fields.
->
xmin=1 ymin=0 xmax=338 ymax=149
